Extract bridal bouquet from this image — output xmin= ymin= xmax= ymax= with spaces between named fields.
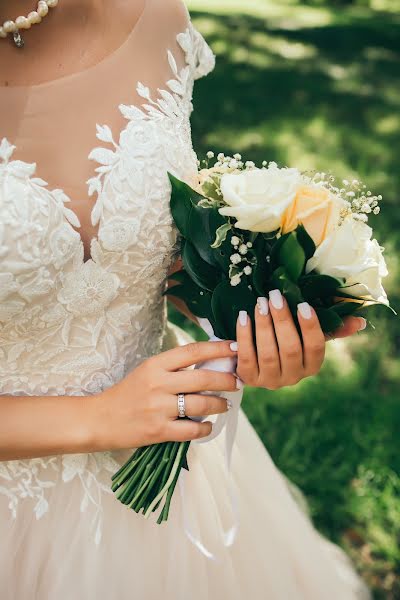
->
xmin=111 ymin=152 xmax=391 ymax=525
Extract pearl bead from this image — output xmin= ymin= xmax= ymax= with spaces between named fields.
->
xmin=3 ymin=20 xmax=16 ymax=33
xmin=15 ymin=16 xmax=30 ymax=30
xmin=28 ymin=11 xmax=41 ymax=25
xmin=37 ymin=2 xmax=49 ymax=17
xmin=1 ymin=0 xmax=58 ymax=43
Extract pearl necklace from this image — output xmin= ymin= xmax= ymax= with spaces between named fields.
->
xmin=0 ymin=0 xmax=59 ymax=48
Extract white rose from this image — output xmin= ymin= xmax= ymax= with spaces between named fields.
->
xmin=306 ymin=217 xmax=388 ymax=304
xmin=218 ymin=164 xmax=303 ymax=232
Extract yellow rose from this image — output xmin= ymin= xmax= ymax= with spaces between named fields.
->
xmin=282 ymin=185 xmax=344 ymax=246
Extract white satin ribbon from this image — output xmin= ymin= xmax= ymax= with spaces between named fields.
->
xmin=178 ymin=317 xmax=243 ymax=560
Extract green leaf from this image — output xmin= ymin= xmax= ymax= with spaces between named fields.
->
xmin=278 ymin=233 xmax=306 ymax=282
xmin=168 ymin=172 xmax=204 ymax=238
xmin=270 ymin=232 xmax=291 ymax=268
xmin=251 ymin=235 xmax=271 ymax=297
xmin=211 ymin=222 xmax=232 ymax=248
xmin=167 ymin=270 xmax=186 ymax=284
xmin=296 ymin=225 xmax=316 ymax=261
xmin=315 ymin=308 xmax=344 ymax=333
xmin=187 ymin=204 xmax=225 ymax=264
xmin=211 ymin=280 xmax=256 ymax=340
xmin=269 ymin=267 xmax=303 ymax=314
xmin=300 ymin=274 xmax=344 ymax=301
xmin=164 ymin=270 xmax=213 ymax=319
xmin=182 ymin=240 xmax=220 ymax=291
xmin=331 ymin=301 xmax=364 ymax=318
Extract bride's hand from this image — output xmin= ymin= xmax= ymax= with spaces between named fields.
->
xmin=235 ymin=288 xmax=367 ymax=390
xmin=92 ymin=341 xmax=239 ymax=451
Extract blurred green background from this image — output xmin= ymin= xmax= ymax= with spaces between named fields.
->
xmin=169 ymin=1 xmax=399 ymax=597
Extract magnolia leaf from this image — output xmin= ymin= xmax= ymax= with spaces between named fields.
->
xmin=211 ymin=279 xmax=256 ymax=340
xmin=270 ymin=232 xmax=291 ymax=268
xmin=187 ymin=203 xmax=230 ymax=270
xmin=167 ymin=270 xmax=187 ymax=283
xmin=211 ymin=222 xmax=232 ymax=249
xmin=315 ymin=308 xmax=344 ymax=333
xmin=164 ymin=270 xmax=213 ymax=319
xmin=270 ymin=266 xmax=303 ymax=314
xmin=168 ymin=172 xmax=204 ymax=238
xmin=251 ymin=235 xmax=271 ymax=297
xmin=300 ymin=274 xmax=344 ymax=301
xmin=182 ymin=240 xmax=220 ymax=291
xmin=296 ymin=225 xmax=316 ymax=261
xmin=331 ymin=301 xmax=363 ymax=317
xmin=278 ymin=233 xmax=306 ymax=282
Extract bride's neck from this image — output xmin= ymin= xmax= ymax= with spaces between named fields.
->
xmin=0 ymin=0 xmax=145 ymax=87
xmin=0 ymin=1 xmax=108 ymax=24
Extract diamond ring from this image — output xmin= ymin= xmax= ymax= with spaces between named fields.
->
xmin=177 ymin=392 xmax=186 ymax=418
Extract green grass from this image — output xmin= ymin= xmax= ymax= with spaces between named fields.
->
xmin=168 ymin=1 xmax=400 ymax=597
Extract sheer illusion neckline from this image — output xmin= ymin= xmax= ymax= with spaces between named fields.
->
xmin=0 ymin=0 xmax=148 ymax=91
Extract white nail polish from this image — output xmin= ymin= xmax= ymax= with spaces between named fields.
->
xmin=257 ymin=296 xmax=269 ymax=316
xmin=269 ymin=289 xmax=283 ymax=310
xmin=230 ymin=341 xmax=238 ymax=351
xmin=358 ymin=317 xmax=367 ymax=330
xmin=239 ymin=310 xmax=248 ymax=326
xmin=235 ymin=376 xmax=244 ymax=389
xmin=298 ymin=302 xmax=312 ymax=319
xmin=226 ymin=399 xmax=233 ymax=411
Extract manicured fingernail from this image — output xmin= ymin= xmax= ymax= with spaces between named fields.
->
xmin=257 ymin=296 xmax=269 ymax=316
xmin=239 ymin=310 xmax=248 ymax=326
xmin=269 ymin=289 xmax=283 ymax=310
xmin=230 ymin=341 xmax=238 ymax=351
xmin=358 ymin=317 xmax=367 ymax=330
xmin=226 ymin=399 xmax=233 ymax=411
xmin=298 ymin=302 xmax=312 ymax=320
xmin=235 ymin=376 xmax=244 ymax=389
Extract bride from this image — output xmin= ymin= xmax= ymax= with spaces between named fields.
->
xmin=0 ymin=1 xmax=371 ymax=598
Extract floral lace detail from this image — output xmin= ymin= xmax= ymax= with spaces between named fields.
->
xmin=0 ymin=22 xmax=215 ymax=541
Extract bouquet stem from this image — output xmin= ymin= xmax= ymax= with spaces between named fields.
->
xmin=111 ymin=439 xmax=191 ymax=523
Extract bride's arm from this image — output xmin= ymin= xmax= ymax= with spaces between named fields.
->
xmin=0 ymin=394 xmax=98 ymax=461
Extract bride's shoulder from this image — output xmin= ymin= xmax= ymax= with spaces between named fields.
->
xmin=146 ymin=0 xmax=190 ymax=26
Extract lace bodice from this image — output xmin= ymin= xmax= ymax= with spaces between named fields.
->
xmin=0 ymin=13 xmax=215 ymax=541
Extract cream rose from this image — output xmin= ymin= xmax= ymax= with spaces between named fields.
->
xmin=306 ymin=217 xmax=388 ymax=304
xmin=282 ymin=185 xmax=345 ymax=246
xmin=218 ymin=164 xmax=303 ymax=233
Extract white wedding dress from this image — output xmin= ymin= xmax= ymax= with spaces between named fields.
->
xmin=0 ymin=1 xmax=370 ymax=598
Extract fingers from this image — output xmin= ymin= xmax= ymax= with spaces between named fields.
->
xmin=268 ymin=290 xmax=303 ymax=384
xmin=297 ymin=302 xmax=325 ymax=375
xmin=236 ymin=309 xmax=259 ymax=383
xmin=166 ymin=368 xmax=240 ymax=394
xmin=165 ymin=393 xmax=230 ymax=418
xmin=165 ymin=419 xmax=213 ymax=442
xmin=158 ymin=340 xmax=237 ymax=371
xmin=327 ymin=316 xmax=367 ymax=340
xmin=254 ymin=297 xmax=281 ymax=388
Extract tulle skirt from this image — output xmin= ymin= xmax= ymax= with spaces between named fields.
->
xmin=0 ymin=324 xmax=370 ymax=600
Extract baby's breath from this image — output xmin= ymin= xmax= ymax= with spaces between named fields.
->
xmin=310 ymin=170 xmax=382 ymax=223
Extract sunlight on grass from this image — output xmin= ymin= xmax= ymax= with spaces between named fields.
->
xmin=188 ymin=0 xmax=334 ymax=28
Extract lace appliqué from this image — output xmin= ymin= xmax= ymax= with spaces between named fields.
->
xmin=0 ymin=22 xmax=215 ymax=542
